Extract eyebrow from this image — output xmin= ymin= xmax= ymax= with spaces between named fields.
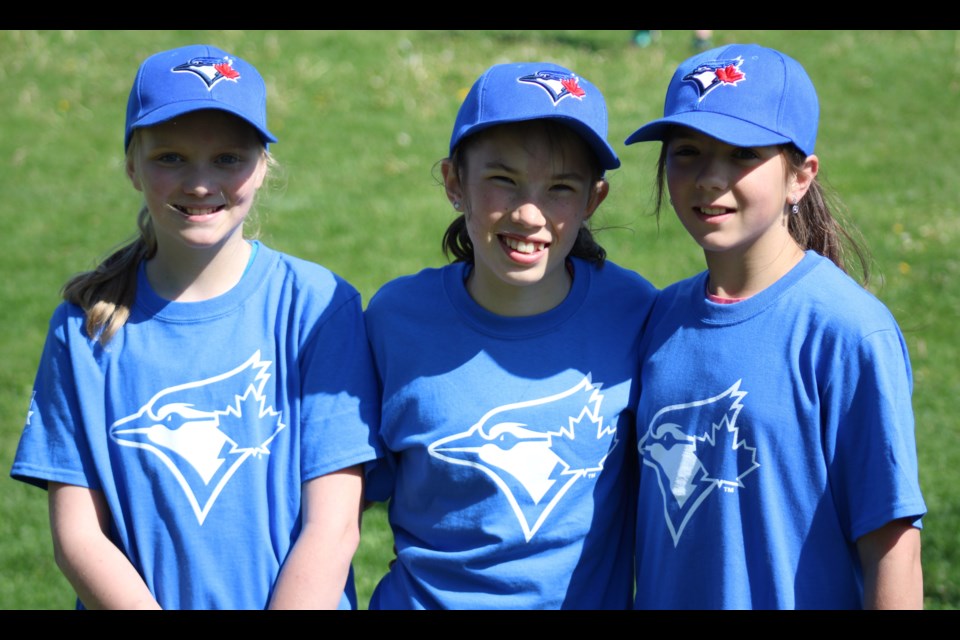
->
xmin=479 ymin=161 xmax=587 ymax=181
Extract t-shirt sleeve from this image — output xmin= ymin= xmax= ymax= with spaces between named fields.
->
xmin=826 ymin=326 xmax=927 ymax=542
xmin=10 ymin=306 xmax=99 ymax=491
xmin=298 ymin=282 xmax=383 ymax=482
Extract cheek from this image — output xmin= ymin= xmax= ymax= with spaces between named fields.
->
xmin=464 ymin=184 xmax=500 ymax=211
xmin=236 ymin=177 xmax=260 ymax=200
xmin=665 ymin=167 xmax=688 ymax=201
xmin=135 ymin=170 xmax=171 ymax=200
xmin=464 ymin=209 xmax=491 ymax=242
xmin=462 ymin=189 xmax=501 ymax=227
xmin=227 ymin=171 xmax=265 ymax=204
xmin=558 ymin=202 xmax=588 ymax=229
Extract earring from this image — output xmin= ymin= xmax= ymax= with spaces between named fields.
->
xmin=453 ymin=201 xmax=461 ymax=211
xmin=790 ymin=198 xmax=800 ymax=215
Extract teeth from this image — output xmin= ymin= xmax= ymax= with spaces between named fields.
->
xmin=700 ymin=207 xmax=728 ymax=216
xmin=176 ymin=205 xmax=221 ymax=216
xmin=504 ymin=236 xmax=546 ymax=254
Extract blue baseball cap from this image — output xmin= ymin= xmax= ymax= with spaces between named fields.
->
xmin=450 ymin=62 xmax=620 ymax=170
xmin=124 ymin=44 xmax=277 ymax=151
xmin=625 ymin=44 xmax=819 ymax=157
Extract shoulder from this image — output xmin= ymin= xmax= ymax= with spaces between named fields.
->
xmin=49 ymin=299 xmax=84 ymax=325
xmin=800 ymin=254 xmax=902 ymax=335
xmin=578 ymin=258 xmax=659 ymax=301
xmin=660 ymin=269 xmax=704 ymax=296
xmin=365 ymin=265 xmax=458 ymax=345
xmin=265 ymin=245 xmax=349 ymax=291
xmin=367 ymin=265 xmax=451 ymax=314
xmin=44 ymin=300 xmax=89 ymax=344
xmin=588 ymin=259 xmax=658 ymax=288
xmin=649 ymin=269 xmax=704 ymax=312
xmin=259 ymin=244 xmax=363 ymax=309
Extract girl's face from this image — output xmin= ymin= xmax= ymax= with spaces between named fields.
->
xmin=126 ymin=110 xmax=267 ymax=258
xmin=443 ymin=122 xmax=607 ymax=316
xmin=665 ymin=128 xmax=811 ymax=262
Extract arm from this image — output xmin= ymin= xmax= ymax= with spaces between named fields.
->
xmin=268 ymin=465 xmax=364 ymax=609
xmin=857 ymin=518 xmax=923 ymax=610
xmin=48 ymin=482 xmax=161 ymax=610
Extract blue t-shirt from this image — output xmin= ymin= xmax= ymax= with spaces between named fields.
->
xmin=365 ymin=257 xmax=658 ymax=609
xmin=11 ymin=242 xmax=382 ymax=609
xmin=633 ymin=251 xmax=926 ymax=609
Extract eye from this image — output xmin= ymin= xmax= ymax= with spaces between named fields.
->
xmin=549 ymin=182 xmax=578 ymax=194
xmin=154 ymin=152 xmax=184 ymax=164
xmin=731 ymin=147 xmax=761 ymax=160
xmin=669 ymin=143 xmax=699 ymax=157
xmin=488 ymin=174 xmax=516 ymax=186
xmin=216 ymin=153 xmax=242 ymax=165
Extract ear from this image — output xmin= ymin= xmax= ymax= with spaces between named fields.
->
xmin=583 ymin=178 xmax=609 ymax=221
xmin=126 ymin=153 xmax=142 ymax=192
xmin=789 ymin=154 xmax=819 ymax=203
xmin=441 ymin=158 xmax=463 ymax=210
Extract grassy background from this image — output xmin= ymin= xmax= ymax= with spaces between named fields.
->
xmin=1 ymin=29 xmax=956 ymax=610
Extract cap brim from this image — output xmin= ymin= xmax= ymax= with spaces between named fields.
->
xmin=625 ymin=112 xmax=791 ymax=150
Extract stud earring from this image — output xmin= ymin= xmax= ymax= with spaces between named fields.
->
xmin=453 ymin=201 xmax=461 ymax=211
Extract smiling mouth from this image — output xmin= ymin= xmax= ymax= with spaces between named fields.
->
xmin=501 ymin=235 xmax=548 ymax=254
xmin=173 ymin=205 xmax=224 ymax=217
xmin=696 ymin=207 xmax=732 ymax=216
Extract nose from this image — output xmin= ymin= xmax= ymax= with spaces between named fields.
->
xmin=182 ymin=166 xmax=217 ymax=198
xmin=511 ymin=200 xmax=546 ymax=227
xmin=694 ymin=154 xmax=728 ymax=191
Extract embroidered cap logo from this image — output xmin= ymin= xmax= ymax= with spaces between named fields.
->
xmin=172 ymin=55 xmax=242 ymax=90
xmin=518 ymin=70 xmax=587 ymax=105
xmin=683 ymin=56 xmax=746 ymax=101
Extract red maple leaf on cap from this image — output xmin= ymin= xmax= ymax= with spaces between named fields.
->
xmin=715 ymin=65 xmax=744 ymax=84
xmin=561 ymin=77 xmax=586 ymax=98
xmin=215 ymin=62 xmax=240 ymax=80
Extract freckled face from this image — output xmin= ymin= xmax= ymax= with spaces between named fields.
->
xmin=126 ymin=110 xmax=267 ymax=256
xmin=665 ymin=128 xmax=794 ymax=259
xmin=445 ymin=122 xmax=606 ymax=314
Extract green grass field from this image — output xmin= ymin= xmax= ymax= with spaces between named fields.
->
xmin=1 ymin=29 xmax=957 ymax=610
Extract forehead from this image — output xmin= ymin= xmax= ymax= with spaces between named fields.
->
xmin=464 ymin=121 xmax=597 ymax=172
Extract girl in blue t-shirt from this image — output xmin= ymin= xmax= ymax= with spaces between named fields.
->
xmin=624 ymin=43 xmax=925 ymax=609
xmin=363 ymin=62 xmax=658 ymax=609
xmin=11 ymin=44 xmax=380 ymax=609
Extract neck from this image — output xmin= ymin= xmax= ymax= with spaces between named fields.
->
xmin=466 ymin=261 xmax=573 ymax=317
xmin=146 ymin=238 xmax=253 ymax=302
xmin=704 ymin=238 xmax=805 ymax=299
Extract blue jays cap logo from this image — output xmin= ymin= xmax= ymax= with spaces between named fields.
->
xmin=518 ymin=70 xmax=587 ymax=104
xmin=172 ymin=55 xmax=241 ymax=90
xmin=683 ymin=56 xmax=746 ymax=101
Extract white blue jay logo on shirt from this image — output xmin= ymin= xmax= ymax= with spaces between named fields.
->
xmin=639 ymin=380 xmax=759 ymax=546
xmin=24 ymin=390 xmax=36 ymax=428
xmin=428 ymin=376 xmax=615 ymax=542
xmin=109 ymin=351 xmax=285 ymax=525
